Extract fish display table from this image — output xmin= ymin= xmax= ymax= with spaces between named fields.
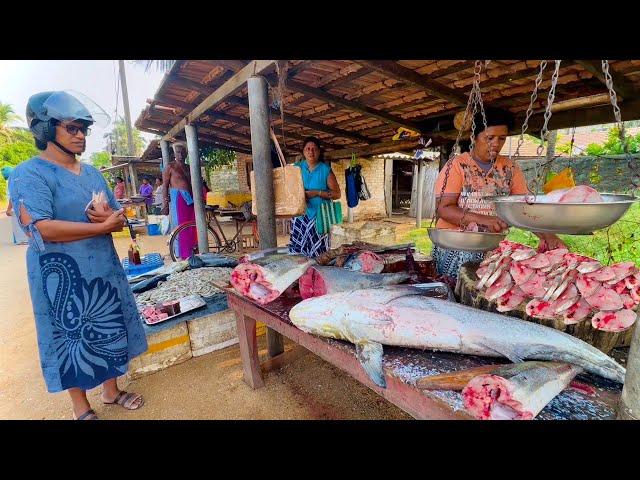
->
xmin=226 ymin=289 xmax=623 ymax=420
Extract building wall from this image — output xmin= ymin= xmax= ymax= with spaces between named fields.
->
xmin=206 ymin=153 xmax=253 ymax=193
xmin=331 ymin=157 xmax=387 ymax=221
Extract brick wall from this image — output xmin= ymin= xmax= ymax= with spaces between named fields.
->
xmin=331 ymin=157 xmax=387 ymax=221
xmin=235 ymin=153 xmax=251 ymax=193
xmin=207 ymin=164 xmax=239 ymax=192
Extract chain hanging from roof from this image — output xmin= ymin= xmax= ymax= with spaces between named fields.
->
xmin=516 ymin=60 xmax=562 ymax=202
xmin=274 ymin=60 xmax=289 ymax=149
xmin=601 ymin=59 xmax=640 ymax=196
xmin=432 ymin=60 xmax=488 ymax=229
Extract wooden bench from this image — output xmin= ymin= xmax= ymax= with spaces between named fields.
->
xmin=226 ymin=289 xmax=622 ymax=420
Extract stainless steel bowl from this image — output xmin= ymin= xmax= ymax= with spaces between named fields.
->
xmin=427 ymin=228 xmax=507 ymax=252
xmin=486 ymin=194 xmax=639 ymax=234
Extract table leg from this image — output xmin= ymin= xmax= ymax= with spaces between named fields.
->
xmin=267 ymin=328 xmax=284 ymax=358
xmin=235 ymin=311 xmax=265 ymax=389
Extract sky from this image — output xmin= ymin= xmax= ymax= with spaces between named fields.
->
xmin=0 ymin=60 xmax=165 ymax=159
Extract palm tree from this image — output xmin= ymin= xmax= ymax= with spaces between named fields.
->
xmin=0 ymin=102 xmax=23 ymax=141
xmin=134 ymin=60 xmax=176 ymax=73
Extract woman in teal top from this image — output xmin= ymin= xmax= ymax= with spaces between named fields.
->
xmin=290 ymin=137 xmax=341 ymax=257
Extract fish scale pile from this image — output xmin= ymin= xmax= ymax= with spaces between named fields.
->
xmin=475 ymin=240 xmax=639 ymax=332
xmin=135 ymin=267 xmax=234 ymax=308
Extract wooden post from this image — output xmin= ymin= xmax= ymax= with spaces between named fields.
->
xmin=160 ymin=140 xmax=171 ymax=170
xmin=416 ymin=159 xmax=424 ymax=228
xmin=128 ymin=164 xmax=137 ymax=197
xmin=248 ymin=75 xmax=283 ymax=358
xmin=384 ymin=158 xmax=393 ymax=217
xmin=617 ymin=323 xmax=640 ymax=419
xmin=185 ymin=124 xmax=209 ymax=254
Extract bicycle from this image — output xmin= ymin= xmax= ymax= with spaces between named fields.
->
xmin=167 ymin=202 xmax=259 ymax=262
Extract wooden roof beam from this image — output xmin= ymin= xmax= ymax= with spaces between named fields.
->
xmin=354 ymin=60 xmax=468 ymax=107
xmin=162 ymin=60 xmax=277 ymax=141
xmin=574 ymin=60 xmax=635 ymax=99
xmin=225 ymin=96 xmax=372 ymax=144
xmin=324 ymin=138 xmax=426 ymax=160
xmin=285 ymin=78 xmax=423 ymax=132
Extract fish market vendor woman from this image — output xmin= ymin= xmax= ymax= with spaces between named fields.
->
xmin=433 ymin=108 xmax=567 ymax=278
xmin=290 ymin=136 xmax=341 ymax=258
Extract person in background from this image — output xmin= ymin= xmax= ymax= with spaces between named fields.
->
xmin=289 ymin=136 xmax=341 ymax=257
xmin=9 ymin=90 xmax=148 ymax=420
xmin=433 ymin=108 xmax=567 ymax=280
xmin=154 ymin=177 xmax=164 ymax=206
xmin=113 ymin=176 xmax=126 ymax=200
xmin=162 ymin=141 xmax=205 ymax=259
xmin=3 ymin=166 xmax=30 ymax=245
xmin=139 ymin=177 xmax=154 ymax=213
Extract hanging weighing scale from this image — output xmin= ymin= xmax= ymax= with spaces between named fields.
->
xmin=427 ymin=60 xmax=508 ymax=252
xmin=486 ymin=59 xmax=640 ymax=234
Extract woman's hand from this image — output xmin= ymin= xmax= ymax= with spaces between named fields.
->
xmin=477 ymin=215 xmax=509 ymax=233
xmin=86 ymin=202 xmax=114 ymax=223
xmin=101 ymin=209 xmax=127 ymax=233
xmin=305 ymin=190 xmax=320 ymax=199
xmin=537 ymin=234 xmax=568 ymax=253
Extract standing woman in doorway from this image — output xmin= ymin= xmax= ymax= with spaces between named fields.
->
xmin=289 ymin=136 xmax=341 ymax=258
xmin=8 ymin=91 xmax=148 ymax=420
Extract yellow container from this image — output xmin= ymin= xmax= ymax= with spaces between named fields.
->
xmin=207 ymin=191 xmax=252 ymax=208
xmin=125 ymin=206 xmax=137 ymax=218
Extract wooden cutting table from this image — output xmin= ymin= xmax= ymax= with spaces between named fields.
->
xmin=226 ymin=289 xmax=623 ymax=420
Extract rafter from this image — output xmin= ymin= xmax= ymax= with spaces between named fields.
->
xmin=574 ymin=60 xmax=635 ymax=99
xmin=354 ymin=60 xmax=468 ymax=107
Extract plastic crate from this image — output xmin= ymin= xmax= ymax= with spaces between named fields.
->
xmin=147 ymin=224 xmax=161 ymax=236
xmin=122 ymin=252 xmax=164 ymax=276
xmin=112 ymin=229 xmax=132 ymax=239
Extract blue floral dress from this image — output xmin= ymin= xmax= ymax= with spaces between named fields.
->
xmin=9 ymin=158 xmax=148 ymax=393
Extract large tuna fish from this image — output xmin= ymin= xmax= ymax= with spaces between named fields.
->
xmin=462 ymin=361 xmax=582 ymax=420
xmin=231 ymin=254 xmax=316 ymax=304
xmin=289 ymin=286 xmax=626 ymax=387
xmin=298 ymin=266 xmax=410 ymax=299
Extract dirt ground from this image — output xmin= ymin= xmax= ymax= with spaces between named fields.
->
xmin=0 ymin=214 xmax=411 ymax=420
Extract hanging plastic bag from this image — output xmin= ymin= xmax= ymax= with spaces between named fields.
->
xmin=159 ymin=215 xmax=171 ymax=235
xmin=359 ymin=174 xmax=371 ymax=201
xmin=315 ymin=201 xmax=343 ymax=236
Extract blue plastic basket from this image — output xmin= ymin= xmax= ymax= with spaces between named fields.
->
xmin=147 ymin=224 xmax=161 ymax=236
xmin=122 ymin=252 xmax=164 ymax=276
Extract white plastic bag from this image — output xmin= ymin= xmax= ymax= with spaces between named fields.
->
xmin=159 ymin=215 xmax=171 ymax=235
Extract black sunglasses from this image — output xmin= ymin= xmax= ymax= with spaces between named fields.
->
xmin=60 ymin=124 xmax=91 ymax=136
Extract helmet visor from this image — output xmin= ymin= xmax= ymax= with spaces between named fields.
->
xmin=42 ymin=90 xmax=110 ymax=128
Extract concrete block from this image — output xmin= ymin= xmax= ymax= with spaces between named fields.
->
xmin=127 ymin=322 xmax=192 ymax=380
xmin=187 ymin=309 xmax=239 ymax=357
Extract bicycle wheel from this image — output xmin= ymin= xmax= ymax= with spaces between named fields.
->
xmin=252 ymin=219 xmax=260 ymax=246
xmin=168 ymin=222 xmax=222 ymax=262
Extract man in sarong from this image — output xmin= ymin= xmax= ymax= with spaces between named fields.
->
xmin=161 ymin=141 xmax=199 ymax=259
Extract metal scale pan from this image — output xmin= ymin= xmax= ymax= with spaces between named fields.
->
xmin=427 ymin=228 xmax=507 ymax=252
xmin=486 ymin=194 xmax=639 ymax=234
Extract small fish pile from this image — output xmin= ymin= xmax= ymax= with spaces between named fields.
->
xmin=476 ymin=240 xmax=639 ymax=331
xmin=135 ymin=267 xmax=233 ymax=307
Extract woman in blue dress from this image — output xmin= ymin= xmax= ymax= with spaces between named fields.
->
xmin=9 ymin=90 xmax=148 ymax=420
xmin=289 ymin=137 xmax=341 ymax=257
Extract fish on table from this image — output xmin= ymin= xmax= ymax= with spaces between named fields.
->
xmin=289 ymin=286 xmax=626 ymax=388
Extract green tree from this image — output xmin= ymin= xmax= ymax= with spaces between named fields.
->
xmin=0 ymin=138 xmax=40 ymax=201
xmin=90 ymin=151 xmax=112 ymax=168
xmin=0 ymin=102 xmax=23 ymax=142
xmin=107 ymin=117 xmax=146 ymax=156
